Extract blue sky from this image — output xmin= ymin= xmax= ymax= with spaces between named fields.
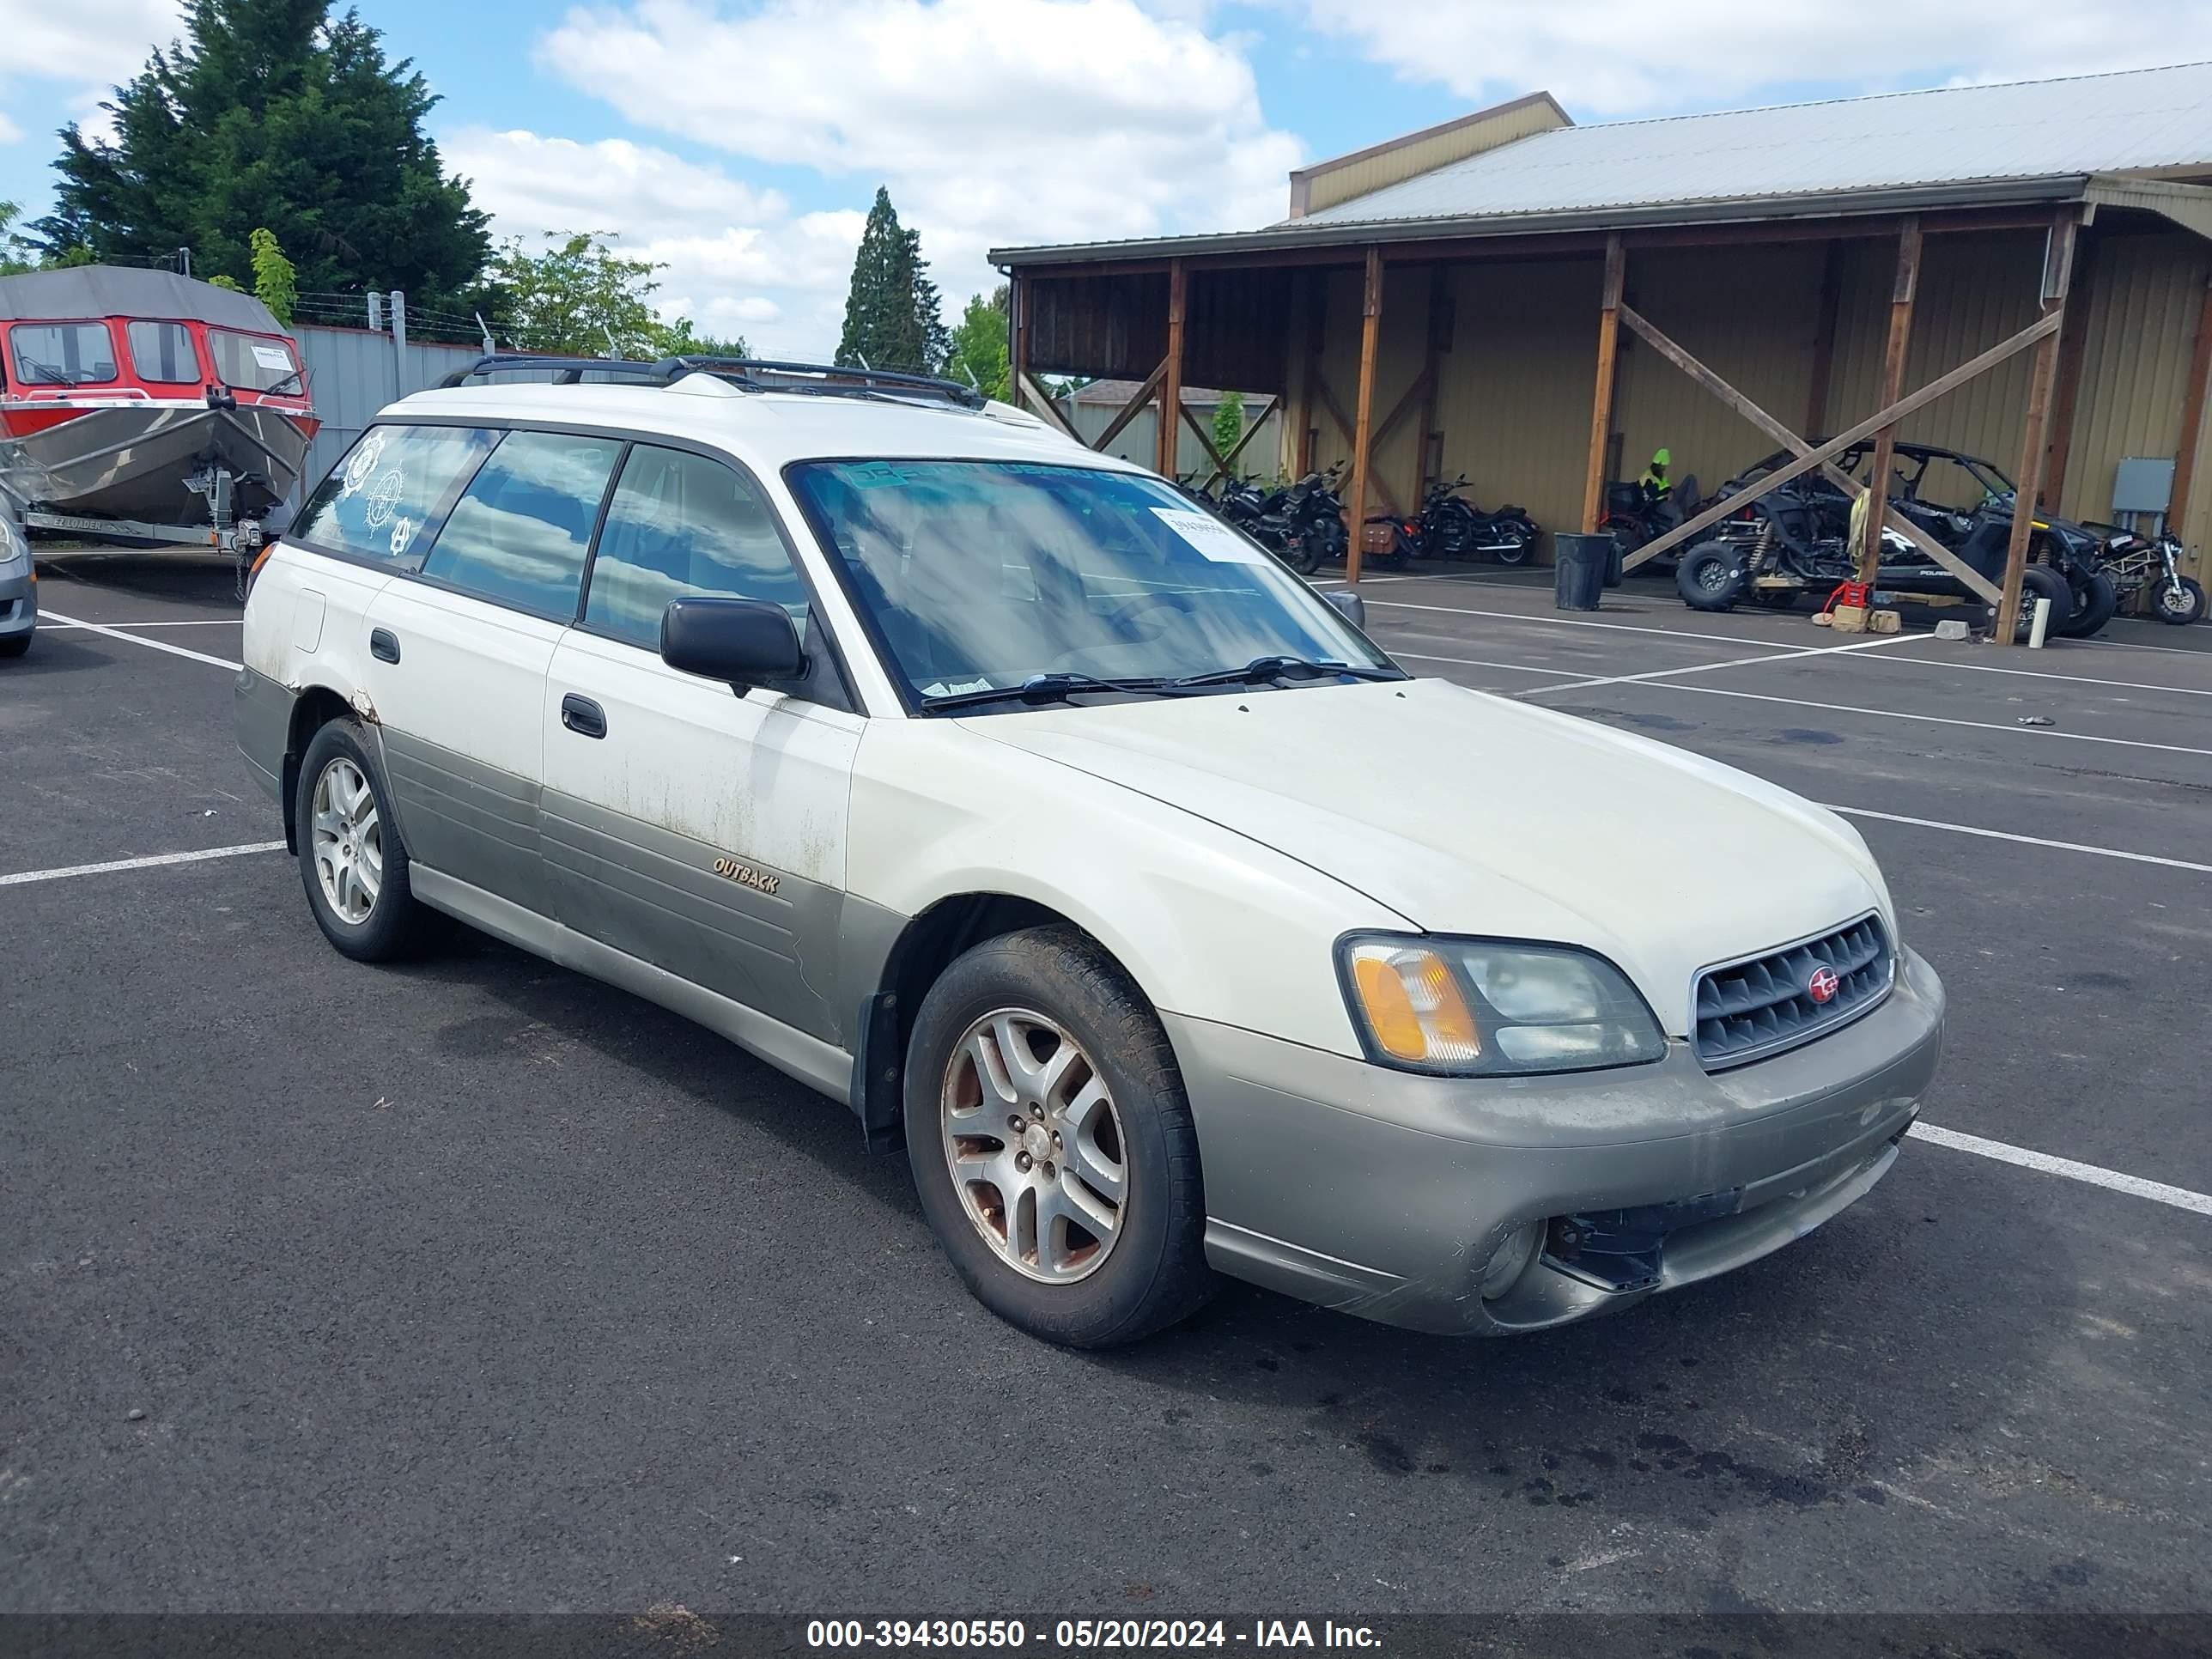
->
xmin=3 ymin=1 xmax=2205 ymax=357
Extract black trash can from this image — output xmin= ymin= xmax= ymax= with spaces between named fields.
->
xmin=1553 ymin=532 xmax=1610 ymax=611
xmin=1603 ymin=536 xmax=1624 ymax=587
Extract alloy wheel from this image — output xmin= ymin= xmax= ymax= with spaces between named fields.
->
xmin=940 ymin=1008 xmax=1127 ymax=1284
xmin=310 ymin=757 xmax=383 ymax=926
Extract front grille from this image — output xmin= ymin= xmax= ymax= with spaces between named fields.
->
xmin=1693 ymin=914 xmax=1893 ymax=1068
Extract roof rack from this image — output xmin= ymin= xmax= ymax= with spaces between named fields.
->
xmin=434 ymin=352 xmax=986 ymax=410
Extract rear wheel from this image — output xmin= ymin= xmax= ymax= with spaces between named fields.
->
xmin=2154 ymin=575 xmax=2207 ymax=626
xmin=904 ymin=926 xmax=1213 ymax=1348
xmin=2008 ymin=566 xmax=2073 ymax=641
xmin=295 ymin=718 xmax=443 ymax=962
xmin=1490 ymin=525 xmax=1535 ymax=566
xmin=1677 ymin=542 xmax=1747 ymax=612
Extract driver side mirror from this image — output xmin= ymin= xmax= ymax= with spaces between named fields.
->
xmin=660 ymin=597 xmax=805 ymax=689
xmin=1325 ymin=590 xmax=1366 ymax=629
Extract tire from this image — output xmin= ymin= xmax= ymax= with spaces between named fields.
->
xmin=2154 ymin=575 xmax=2207 ymax=626
xmin=0 ymin=635 xmax=28 ymax=659
xmin=1277 ymin=538 xmax=1319 ymax=577
xmin=1490 ymin=526 xmax=1534 ymax=566
xmin=294 ymin=717 xmax=442 ymax=962
xmin=2009 ymin=565 xmax=2073 ymax=641
xmin=2052 ymin=569 xmax=2118 ymax=639
xmin=903 ymin=925 xmax=1214 ymax=1348
xmin=1677 ymin=542 xmax=1747 ymax=611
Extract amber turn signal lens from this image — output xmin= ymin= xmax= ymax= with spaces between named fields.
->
xmin=1348 ymin=945 xmax=1482 ymax=1065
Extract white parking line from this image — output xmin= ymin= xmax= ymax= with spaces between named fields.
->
xmin=1644 ymin=680 xmax=2212 ymax=758
xmin=1826 ymin=805 xmax=2212 ymax=873
xmin=1910 ymin=1123 xmax=2212 ymax=1217
xmin=38 ymin=607 xmax=243 ymax=672
xmin=1524 ymin=632 xmax=1929 ymax=696
xmin=1365 ymin=597 xmax=1826 ymax=653
xmin=1850 ymin=647 xmax=2212 ymax=698
xmin=0 ymin=841 xmax=286 ymax=889
xmin=38 ymin=617 xmax=243 ymax=630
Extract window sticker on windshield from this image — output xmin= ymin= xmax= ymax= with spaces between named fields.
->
xmin=252 ymin=344 xmax=293 ymax=372
xmin=1151 ymin=507 xmax=1264 ymax=564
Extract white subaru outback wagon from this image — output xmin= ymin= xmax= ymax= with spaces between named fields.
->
xmin=237 ymin=356 xmax=1944 ymax=1347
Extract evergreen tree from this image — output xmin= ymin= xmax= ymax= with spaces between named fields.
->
xmin=836 ymin=186 xmax=951 ymax=374
xmin=34 ymin=0 xmax=491 ymax=313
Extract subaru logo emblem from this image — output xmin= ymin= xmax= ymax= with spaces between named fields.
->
xmin=1807 ymin=966 xmax=1840 ymax=1006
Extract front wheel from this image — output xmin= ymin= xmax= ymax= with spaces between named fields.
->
xmin=903 ymin=926 xmax=1214 ymax=1348
xmin=2155 ymin=575 xmax=2207 ymax=626
xmin=1677 ymin=542 xmax=1747 ymax=611
xmin=2009 ymin=565 xmax=2074 ymax=641
xmin=2053 ymin=568 xmax=2118 ymax=639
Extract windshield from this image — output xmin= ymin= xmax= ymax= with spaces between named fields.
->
xmin=9 ymin=323 xmax=119 ymax=386
xmin=786 ymin=459 xmax=1393 ymax=707
xmin=208 ymin=329 xmax=301 ymax=392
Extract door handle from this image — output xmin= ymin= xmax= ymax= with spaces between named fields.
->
xmin=368 ymin=627 xmax=400 ymax=664
xmin=560 ymin=693 xmax=607 ymax=739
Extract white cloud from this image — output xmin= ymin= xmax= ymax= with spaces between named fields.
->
xmin=535 ymin=0 xmax=1304 ymax=316
xmin=0 ymin=0 xmax=180 ymax=141
xmin=1297 ymin=1 xmax=2212 ymax=118
xmin=444 ymin=125 xmax=866 ymax=356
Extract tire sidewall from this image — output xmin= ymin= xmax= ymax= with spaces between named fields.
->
xmin=903 ymin=931 xmax=1200 ymax=1347
xmin=295 ymin=719 xmax=419 ymax=961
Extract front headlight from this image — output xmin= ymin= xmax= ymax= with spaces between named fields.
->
xmin=1339 ymin=935 xmax=1667 ymax=1077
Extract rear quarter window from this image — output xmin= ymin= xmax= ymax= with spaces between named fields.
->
xmin=292 ymin=424 xmax=497 ymax=570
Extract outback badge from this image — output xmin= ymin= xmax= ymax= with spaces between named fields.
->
xmin=713 ymin=856 xmax=781 ymax=896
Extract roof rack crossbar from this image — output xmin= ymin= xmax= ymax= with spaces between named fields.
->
xmin=435 ymin=353 xmax=672 ymax=388
xmin=434 ymin=351 xmax=988 ymax=410
xmin=654 ymin=356 xmax=987 ymax=409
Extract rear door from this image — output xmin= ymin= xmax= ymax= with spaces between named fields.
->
xmin=540 ymin=442 xmax=860 ymax=1044
xmin=362 ymin=427 xmax=624 ymax=906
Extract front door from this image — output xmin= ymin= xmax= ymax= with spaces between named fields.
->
xmin=540 ymin=442 xmax=859 ymax=1044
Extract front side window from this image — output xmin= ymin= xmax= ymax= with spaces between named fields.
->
xmin=127 ymin=321 xmax=201 ymax=384
xmin=784 ymin=459 xmax=1390 ymax=706
xmin=208 ymin=329 xmax=301 ymax=392
xmin=9 ymin=323 xmax=118 ymax=386
xmin=419 ymin=429 xmax=623 ymax=619
xmin=294 ymin=423 xmax=498 ymax=569
xmin=584 ymin=445 xmax=810 ymax=650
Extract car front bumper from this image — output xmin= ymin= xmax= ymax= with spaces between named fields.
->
xmin=0 ymin=566 xmax=33 ymax=640
xmin=1169 ymin=945 xmax=1944 ymax=1334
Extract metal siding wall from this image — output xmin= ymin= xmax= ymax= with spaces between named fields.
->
xmin=1823 ymin=231 xmax=2045 ymax=469
xmin=1066 ymin=401 xmax=1283 ymax=479
xmin=1431 ymin=256 xmax=1604 ymax=552
xmin=2059 ymin=229 xmax=2212 ymax=575
xmin=1304 ymin=102 xmax=1566 ymax=216
xmin=1613 ymin=242 xmax=1826 ymax=501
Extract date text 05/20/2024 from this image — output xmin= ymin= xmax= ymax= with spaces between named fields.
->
xmin=805 ymin=1620 xmax=1382 ymax=1650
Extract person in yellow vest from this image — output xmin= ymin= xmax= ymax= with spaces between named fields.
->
xmin=1639 ymin=447 xmax=1672 ymax=502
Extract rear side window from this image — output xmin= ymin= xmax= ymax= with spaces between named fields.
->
xmin=9 ymin=323 xmax=118 ymax=386
xmin=419 ymin=429 xmax=623 ymax=619
xmin=294 ymin=423 xmax=498 ymax=569
xmin=584 ymin=445 xmax=808 ymax=649
xmin=127 ymin=321 xmax=200 ymax=384
xmin=208 ymin=329 xmax=300 ymax=391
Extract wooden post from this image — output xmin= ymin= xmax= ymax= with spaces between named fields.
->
xmin=1010 ymin=273 xmax=1029 ymax=407
xmin=1996 ymin=214 xmax=2080 ymax=644
xmin=1157 ymin=259 xmax=1187 ymax=479
xmin=1856 ymin=219 xmax=1922 ymax=583
xmin=1419 ymin=269 xmax=1450 ymax=499
xmin=1345 ymin=246 xmax=1384 ymax=586
xmin=1805 ymin=240 xmax=1845 ymax=439
xmin=2166 ymin=276 xmax=2212 ymax=544
xmin=1581 ymin=235 xmax=1626 ymax=533
xmin=1299 ymin=275 xmax=1328 ymax=477
xmin=2040 ymin=236 xmax=2098 ymax=514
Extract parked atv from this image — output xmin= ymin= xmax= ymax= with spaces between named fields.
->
xmin=1602 ymin=473 xmax=1702 ymax=574
xmin=1676 ymin=441 xmax=2109 ymax=637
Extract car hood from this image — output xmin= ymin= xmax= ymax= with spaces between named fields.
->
xmin=963 ymin=678 xmax=1890 ymax=1035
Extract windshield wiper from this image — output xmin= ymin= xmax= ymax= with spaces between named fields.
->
xmin=1170 ymin=655 xmax=1402 ymax=690
xmin=918 ymin=672 xmax=1183 ymax=714
xmin=260 ymin=368 xmax=304 ymax=396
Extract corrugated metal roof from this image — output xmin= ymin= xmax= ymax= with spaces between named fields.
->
xmin=1299 ymin=62 xmax=2212 ymax=228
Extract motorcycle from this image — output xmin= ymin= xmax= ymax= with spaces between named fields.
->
xmin=2094 ymin=526 xmax=2206 ymax=625
xmin=1367 ymin=473 xmax=1540 ymax=566
xmin=1601 ymin=473 xmax=1702 ymax=574
xmin=1210 ymin=465 xmax=1346 ymax=576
